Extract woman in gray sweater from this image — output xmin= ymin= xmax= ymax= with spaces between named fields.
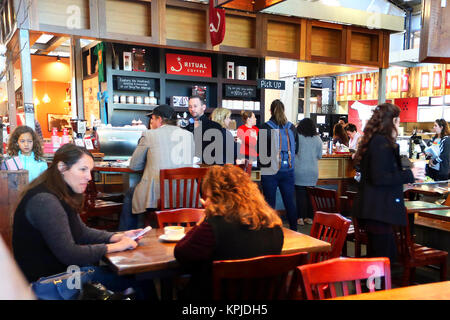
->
xmin=294 ymin=118 xmax=323 ymax=225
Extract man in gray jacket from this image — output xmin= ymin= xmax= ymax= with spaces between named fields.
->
xmin=119 ymin=105 xmax=195 ymax=230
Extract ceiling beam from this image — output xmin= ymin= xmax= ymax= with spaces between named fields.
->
xmin=35 ymin=36 xmax=69 ymax=55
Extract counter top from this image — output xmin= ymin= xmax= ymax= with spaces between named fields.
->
xmin=321 ymin=153 xmax=353 ymax=159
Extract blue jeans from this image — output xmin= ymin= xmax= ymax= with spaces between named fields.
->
xmin=261 ymin=169 xmax=298 ymax=231
xmin=89 ymin=266 xmax=157 ymax=300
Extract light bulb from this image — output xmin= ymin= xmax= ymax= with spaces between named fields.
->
xmin=43 ymin=93 xmax=51 ymax=103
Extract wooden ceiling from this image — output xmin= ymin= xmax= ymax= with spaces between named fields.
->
xmin=215 ymin=0 xmax=286 ymax=12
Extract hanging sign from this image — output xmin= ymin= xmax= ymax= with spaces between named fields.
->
xmin=338 ymin=81 xmax=345 ymax=96
xmin=166 ymin=53 xmax=212 ymax=77
xmin=257 ymin=79 xmax=285 ymax=90
xmin=433 ymin=71 xmax=442 ymax=90
xmin=421 ymin=72 xmax=430 ymax=90
xmin=209 ymin=0 xmax=226 ymax=46
xmin=347 ymin=80 xmax=353 ymax=95
xmin=446 ymin=70 xmax=450 ymax=89
xmin=355 ymin=79 xmax=362 ymax=94
xmin=390 ymin=75 xmax=398 ymax=92
xmin=401 ymin=74 xmax=409 ymax=92
xmin=364 ymin=78 xmax=371 ymax=95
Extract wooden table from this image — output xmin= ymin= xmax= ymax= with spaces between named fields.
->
xmin=405 ymin=183 xmax=449 ymax=197
xmin=404 ymin=201 xmax=450 ymax=214
xmin=105 ymin=227 xmax=331 ymax=276
xmin=331 ymin=281 xmax=450 ymax=300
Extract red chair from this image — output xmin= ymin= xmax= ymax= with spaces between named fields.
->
xmin=293 ymin=257 xmax=391 ymax=300
xmin=155 ymin=208 xmax=205 ymax=229
xmin=309 ymin=211 xmax=351 ymax=263
xmin=158 ymin=167 xmax=209 ymax=210
xmin=213 ymin=252 xmax=308 ymax=300
xmin=307 ymin=186 xmax=354 ymax=256
xmin=393 ymin=214 xmax=448 ymax=286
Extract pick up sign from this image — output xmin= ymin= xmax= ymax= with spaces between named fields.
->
xmin=257 ymin=79 xmax=285 ymax=90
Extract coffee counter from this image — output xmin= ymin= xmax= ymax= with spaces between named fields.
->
xmin=318 ymin=153 xmax=356 ymax=197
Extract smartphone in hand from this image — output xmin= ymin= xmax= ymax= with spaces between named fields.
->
xmin=131 ymin=226 xmax=152 ymax=240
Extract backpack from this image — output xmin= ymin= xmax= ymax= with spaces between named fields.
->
xmin=266 ymin=120 xmax=295 ymax=171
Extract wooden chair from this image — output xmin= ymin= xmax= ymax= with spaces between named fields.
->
xmin=309 ymin=211 xmax=351 ymax=263
xmin=158 ymin=167 xmax=209 ymax=210
xmin=80 ymin=180 xmax=123 ymax=230
xmin=212 ymin=252 xmax=308 ymax=300
xmin=393 ymin=213 xmax=448 ymax=286
xmin=345 ymin=190 xmax=368 ymax=258
xmin=155 ymin=208 xmax=205 ymax=229
xmin=293 ymin=257 xmax=391 ymax=300
xmin=307 ymin=186 xmax=341 ymax=213
xmin=237 ymin=159 xmax=252 ymax=176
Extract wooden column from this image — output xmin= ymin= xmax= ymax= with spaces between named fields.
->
xmin=0 ymin=170 xmax=28 ymax=251
xmin=378 ymin=68 xmax=387 ymax=104
xmin=18 ymin=29 xmax=35 ymax=130
xmin=70 ymin=38 xmax=84 ymax=120
xmin=304 ymin=76 xmax=311 ymax=117
xmin=6 ymin=53 xmax=17 ymax=129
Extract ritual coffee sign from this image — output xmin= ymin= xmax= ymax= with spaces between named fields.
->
xmin=166 ymin=53 xmax=212 ymax=77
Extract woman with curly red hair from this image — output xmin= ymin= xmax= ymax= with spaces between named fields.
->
xmin=174 ymin=164 xmax=283 ymax=300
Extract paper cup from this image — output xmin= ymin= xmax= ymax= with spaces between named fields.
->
xmin=413 ymin=160 xmax=426 ymax=180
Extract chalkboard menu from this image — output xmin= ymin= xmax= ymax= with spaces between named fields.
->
xmin=224 ymin=84 xmax=256 ymax=98
xmin=114 ymin=76 xmax=155 ymax=91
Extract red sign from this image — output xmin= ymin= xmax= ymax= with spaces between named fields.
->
xmin=421 ymin=72 xmax=429 ymax=90
xmin=166 ymin=53 xmax=212 ymax=77
xmin=347 ymin=80 xmax=353 ymax=95
xmin=390 ymin=75 xmax=398 ymax=92
xmin=364 ymin=78 xmax=371 ymax=94
xmin=209 ymin=0 xmax=226 ymax=46
xmin=446 ymin=70 xmax=450 ymax=89
xmin=433 ymin=71 xmax=442 ymax=90
xmin=395 ymin=98 xmax=418 ymax=123
xmin=355 ymin=79 xmax=362 ymax=94
xmin=338 ymin=81 xmax=345 ymax=96
xmin=401 ymin=74 xmax=409 ymax=92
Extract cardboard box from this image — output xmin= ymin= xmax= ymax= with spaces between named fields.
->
xmin=236 ymin=66 xmax=247 ymax=80
xmin=254 ymin=101 xmax=260 ymax=111
xmin=226 ymin=62 xmax=235 ymax=79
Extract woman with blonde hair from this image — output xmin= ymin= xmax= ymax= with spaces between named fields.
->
xmin=210 ymin=107 xmax=237 ymax=164
xmin=174 ymin=164 xmax=283 ymax=300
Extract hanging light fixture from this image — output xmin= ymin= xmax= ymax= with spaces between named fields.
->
xmin=42 ymin=93 xmax=51 ymax=103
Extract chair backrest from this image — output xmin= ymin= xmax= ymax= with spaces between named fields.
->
xmin=345 ymin=190 xmax=367 ymax=243
xmin=237 ymin=159 xmax=252 ymax=176
xmin=392 ymin=209 xmax=415 ymax=262
xmin=155 ymin=208 xmax=205 ymax=228
xmin=444 ymin=193 xmax=450 ymax=206
xmin=213 ymin=252 xmax=308 ymax=300
xmin=159 ymin=167 xmax=209 ymax=209
xmin=309 ymin=211 xmax=351 ymax=263
xmin=307 ymin=187 xmax=340 ymax=213
xmin=295 ymin=257 xmax=391 ymax=300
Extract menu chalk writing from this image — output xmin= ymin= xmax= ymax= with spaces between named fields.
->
xmin=224 ymin=85 xmax=256 ymax=98
xmin=114 ymin=76 xmax=155 ymax=91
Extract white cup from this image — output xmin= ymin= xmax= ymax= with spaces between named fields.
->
xmin=164 ymin=226 xmax=185 ymax=238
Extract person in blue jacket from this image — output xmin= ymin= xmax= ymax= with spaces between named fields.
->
xmin=7 ymin=125 xmax=48 ymax=182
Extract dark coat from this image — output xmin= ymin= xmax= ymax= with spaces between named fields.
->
xmin=353 ymin=134 xmax=415 ymax=226
xmin=185 ymin=114 xmax=223 ymax=164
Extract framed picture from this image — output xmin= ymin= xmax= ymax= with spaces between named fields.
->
xmin=47 ymin=114 xmax=72 ymax=132
xmin=421 ymin=72 xmax=429 ymax=90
